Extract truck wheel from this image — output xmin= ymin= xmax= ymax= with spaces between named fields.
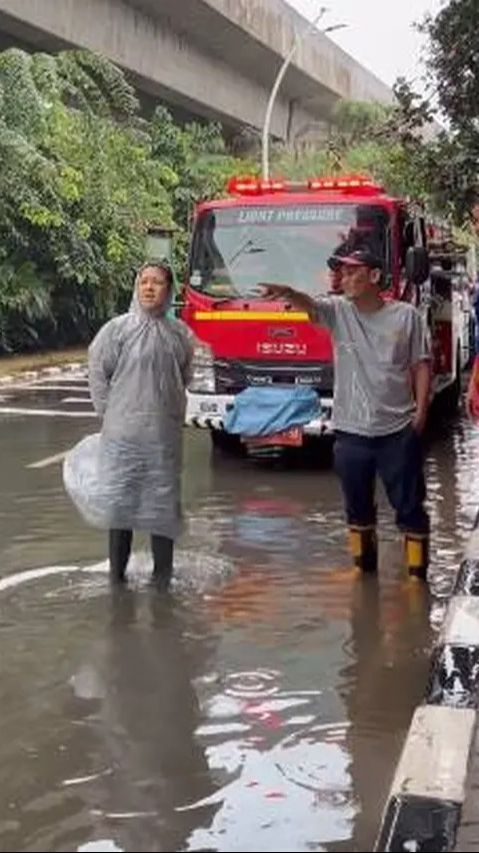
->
xmin=210 ymin=429 xmax=243 ymax=454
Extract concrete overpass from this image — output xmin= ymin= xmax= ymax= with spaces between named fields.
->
xmin=0 ymin=0 xmax=393 ymax=139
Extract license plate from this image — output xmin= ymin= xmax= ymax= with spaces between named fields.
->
xmin=244 ymin=427 xmax=303 ymax=448
xmin=199 ymin=401 xmax=219 ymax=413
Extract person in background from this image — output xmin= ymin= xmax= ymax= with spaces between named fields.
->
xmin=261 ymin=247 xmax=432 ymax=581
xmin=87 ymin=261 xmax=195 ymax=588
xmin=466 ymin=279 xmax=479 ymax=420
xmin=466 ymin=201 xmax=479 ymax=420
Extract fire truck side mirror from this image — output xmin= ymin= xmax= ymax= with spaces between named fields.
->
xmin=406 ymin=246 xmax=430 ymax=285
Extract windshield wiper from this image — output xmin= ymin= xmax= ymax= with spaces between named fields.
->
xmin=211 ymin=296 xmax=241 ymax=305
xmin=211 ymin=286 xmax=268 ymax=305
xmin=228 ymin=239 xmax=266 ymax=266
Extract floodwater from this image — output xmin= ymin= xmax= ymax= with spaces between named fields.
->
xmin=1 ymin=373 xmax=479 ymax=852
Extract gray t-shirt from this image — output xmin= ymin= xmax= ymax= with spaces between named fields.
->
xmin=314 ymin=297 xmax=431 ymax=436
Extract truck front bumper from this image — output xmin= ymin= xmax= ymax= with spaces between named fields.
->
xmin=185 ymin=392 xmax=333 ymax=435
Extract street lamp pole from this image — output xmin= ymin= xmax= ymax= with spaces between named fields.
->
xmin=261 ymin=7 xmax=346 ymax=180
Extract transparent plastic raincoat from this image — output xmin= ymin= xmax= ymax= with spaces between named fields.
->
xmin=64 ymin=269 xmax=195 ymax=538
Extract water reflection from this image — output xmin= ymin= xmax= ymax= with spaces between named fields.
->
xmin=185 ymin=669 xmax=356 ymax=852
xmin=82 ymin=593 xmax=218 ymax=853
xmin=338 ymin=576 xmax=431 ymax=851
xmin=1 ymin=414 xmax=479 ymax=850
xmin=0 ymin=578 xmax=219 ymax=853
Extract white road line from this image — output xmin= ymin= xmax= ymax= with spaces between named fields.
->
xmin=36 ymin=375 xmax=87 ymax=381
xmin=0 ymin=406 xmax=96 ymax=418
xmin=61 ymin=397 xmax=92 ymax=404
xmin=31 ymin=376 xmax=87 ymax=383
xmin=0 ymin=562 xmax=107 ymax=592
xmin=30 ymin=378 xmax=87 ymax=386
xmin=0 ymin=383 xmax=89 ymax=392
xmin=27 ymin=451 xmax=69 ymax=469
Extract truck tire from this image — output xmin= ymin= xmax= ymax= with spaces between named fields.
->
xmin=210 ymin=428 xmax=243 ymax=454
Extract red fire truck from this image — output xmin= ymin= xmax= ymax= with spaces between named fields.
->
xmin=182 ymin=174 xmax=474 ymax=449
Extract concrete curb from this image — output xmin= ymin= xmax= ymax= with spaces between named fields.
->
xmin=375 ymin=524 xmax=479 ymax=852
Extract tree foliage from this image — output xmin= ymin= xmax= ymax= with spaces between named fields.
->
xmin=5 ymin=2 xmax=479 ymax=356
xmin=0 ymin=48 xmax=245 ymax=353
xmin=272 ymin=86 xmax=436 ymax=207
xmin=273 ymin=67 xmax=479 ymax=228
xmin=150 ymin=107 xmax=253 ymax=266
xmin=421 ymin=0 xmax=479 ymax=133
xmin=418 ymin=0 xmax=479 ymax=221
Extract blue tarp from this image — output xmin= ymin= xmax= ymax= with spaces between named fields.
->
xmin=224 ymin=386 xmax=321 ymax=437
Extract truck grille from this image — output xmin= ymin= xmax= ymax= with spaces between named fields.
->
xmin=214 ymin=359 xmax=333 ymax=394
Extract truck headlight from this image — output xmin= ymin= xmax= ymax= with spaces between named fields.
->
xmin=188 ymin=343 xmax=215 ymax=393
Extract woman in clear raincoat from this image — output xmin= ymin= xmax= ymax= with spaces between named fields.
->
xmin=64 ymin=262 xmax=195 ymax=587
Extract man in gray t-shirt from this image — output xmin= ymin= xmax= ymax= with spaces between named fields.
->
xmin=261 ymin=248 xmax=431 ymax=581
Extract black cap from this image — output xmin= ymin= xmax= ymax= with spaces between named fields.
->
xmin=327 ymin=243 xmax=349 ymax=271
xmin=329 ymin=247 xmax=384 ymax=271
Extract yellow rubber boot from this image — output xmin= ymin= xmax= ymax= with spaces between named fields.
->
xmin=348 ymin=525 xmax=378 ymax=574
xmin=405 ymin=533 xmax=429 ymax=582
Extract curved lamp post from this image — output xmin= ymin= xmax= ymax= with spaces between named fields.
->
xmin=261 ymin=7 xmax=346 ymax=180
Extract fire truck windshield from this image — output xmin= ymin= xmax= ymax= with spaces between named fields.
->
xmin=189 ymin=203 xmax=390 ymax=298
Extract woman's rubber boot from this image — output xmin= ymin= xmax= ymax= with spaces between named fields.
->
xmin=109 ymin=529 xmax=132 ymax=584
xmin=151 ymin=535 xmax=174 ymax=591
xmin=348 ymin=525 xmax=378 ymax=574
xmin=405 ymin=533 xmax=429 ymax=582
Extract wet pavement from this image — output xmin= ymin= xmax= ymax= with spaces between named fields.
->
xmin=1 ymin=371 xmax=479 ymax=852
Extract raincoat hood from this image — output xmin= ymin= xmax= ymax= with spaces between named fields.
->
xmin=129 ymin=262 xmax=174 ymax=319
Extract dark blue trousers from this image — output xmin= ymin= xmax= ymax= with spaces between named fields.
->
xmin=333 ymin=425 xmax=429 ymax=535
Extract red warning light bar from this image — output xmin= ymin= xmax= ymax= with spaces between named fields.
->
xmin=227 ymin=173 xmax=383 ymax=196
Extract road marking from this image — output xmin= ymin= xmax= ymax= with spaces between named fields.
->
xmin=33 ymin=376 xmax=87 ymax=384
xmin=0 ymin=384 xmax=89 ymax=393
xmin=0 ymin=563 xmax=107 ymax=593
xmin=27 ymin=451 xmax=69 ymax=469
xmin=61 ymin=397 xmax=92 ymax=404
xmin=0 ymin=406 xmax=96 ymax=417
xmin=62 ymin=769 xmax=113 ymax=787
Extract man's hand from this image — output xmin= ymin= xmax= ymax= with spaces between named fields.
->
xmin=258 ymin=283 xmax=318 ymax=321
xmin=466 ymin=358 xmax=479 ymax=421
xmin=411 ymin=361 xmax=431 ymax=435
xmin=259 ymin=283 xmax=294 ymax=301
xmin=411 ymin=410 xmax=428 ymax=435
xmin=466 ymin=377 xmax=479 ymax=421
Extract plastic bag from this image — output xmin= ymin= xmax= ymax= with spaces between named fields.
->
xmin=63 ymin=432 xmax=182 ymax=538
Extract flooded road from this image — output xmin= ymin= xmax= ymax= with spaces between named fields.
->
xmin=1 ymin=372 xmax=479 ymax=852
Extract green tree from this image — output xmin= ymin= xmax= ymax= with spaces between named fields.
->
xmin=151 ymin=107 xmax=254 ymax=265
xmin=0 ymin=48 xmax=246 ymax=353
xmin=418 ymin=0 xmax=479 ymax=220
xmin=272 ymin=92 xmax=435 ymax=205
xmin=272 ymin=80 xmax=479 ymax=227
xmin=421 ymin=0 xmax=479 ymax=133
xmin=0 ymin=48 xmax=174 ymax=351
